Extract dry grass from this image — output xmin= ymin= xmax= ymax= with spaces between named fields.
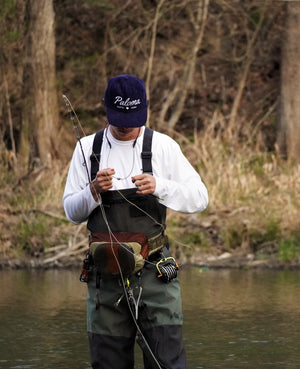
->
xmin=174 ymin=114 xmax=300 ymax=260
xmin=200 ymin=134 xmax=299 ymax=232
xmin=1 ymin=116 xmax=300 ymax=263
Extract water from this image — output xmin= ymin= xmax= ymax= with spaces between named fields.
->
xmin=181 ymin=268 xmax=300 ymax=368
xmin=0 ymin=268 xmax=299 ymax=369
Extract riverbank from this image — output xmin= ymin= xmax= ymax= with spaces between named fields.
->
xmin=1 ymin=140 xmax=300 ymax=273
xmin=1 ymin=248 xmax=300 ymax=271
xmin=186 ymin=251 xmax=300 ymax=270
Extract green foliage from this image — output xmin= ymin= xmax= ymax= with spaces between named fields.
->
xmin=265 ymin=218 xmax=280 ymax=242
xmin=250 ymin=218 xmax=280 ymax=244
xmin=245 ymin=153 xmax=273 ymax=177
xmin=222 ymin=228 xmax=234 ymax=250
xmin=73 ymin=0 xmax=113 ymax=8
xmin=74 ymin=107 xmax=100 ymax=132
xmin=0 ymin=164 xmax=14 ymax=187
xmin=13 ymin=211 xmax=68 ymax=257
xmin=16 ymin=217 xmax=49 ymax=254
xmin=0 ymin=0 xmax=16 ymax=20
xmin=278 ymin=236 xmax=300 ymax=262
xmin=56 ymin=77 xmax=63 ymax=91
xmin=7 ymin=189 xmax=34 ymax=208
xmin=248 ymin=155 xmax=265 ymax=176
xmin=250 ymin=7 xmax=263 ymax=27
xmin=221 ymin=218 xmax=281 ymax=252
xmin=181 ymin=231 xmax=210 ymax=251
xmin=222 ymin=224 xmax=244 ymax=250
xmin=6 ymin=30 xmax=20 ymax=42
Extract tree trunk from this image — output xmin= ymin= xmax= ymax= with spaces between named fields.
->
xmin=20 ymin=0 xmax=59 ymax=170
xmin=278 ymin=3 xmax=300 ymax=161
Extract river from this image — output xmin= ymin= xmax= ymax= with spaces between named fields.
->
xmin=0 ymin=268 xmax=299 ymax=369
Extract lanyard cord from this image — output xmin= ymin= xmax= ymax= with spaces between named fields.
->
xmin=105 ymin=126 xmax=139 ymax=181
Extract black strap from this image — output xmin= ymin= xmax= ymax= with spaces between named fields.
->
xmin=90 ymin=129 xmax=104 ymax=181
xmin=90 ymin=127 xmax=153 ymax=181
xmin=141 ymin=127 xmax=153 ymax=175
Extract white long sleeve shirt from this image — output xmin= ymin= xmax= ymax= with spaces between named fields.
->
xmin=63 ymin=126 xmax=208 ymax=224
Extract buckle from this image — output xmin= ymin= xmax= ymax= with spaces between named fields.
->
xmin=148 ymin=234 xmax=168 ymax=252
xmin=141 ymin=151 xmax=152 ymax=160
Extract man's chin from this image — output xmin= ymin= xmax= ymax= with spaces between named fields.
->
xmin=115 ymin=126 xmax=137 ymax=133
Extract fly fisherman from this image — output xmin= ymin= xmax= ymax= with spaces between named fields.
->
xmin=63 ymin=74 xmax=208 ymax=369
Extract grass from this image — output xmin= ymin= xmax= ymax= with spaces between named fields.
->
xmin=278 ymin=236 xmax=300 ymax=262
xmin=176 ymin=120 xmax=300 ymax=262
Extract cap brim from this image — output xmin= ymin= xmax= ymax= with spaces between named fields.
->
xmin=106 ymin=106 xmax=147 ymax=127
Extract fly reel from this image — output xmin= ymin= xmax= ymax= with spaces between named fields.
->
xmin=156 ymin=257 xmax=179 ymax=283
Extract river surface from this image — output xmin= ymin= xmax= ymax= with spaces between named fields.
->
xmin=0 ymin=267 xmax=299 ymax=369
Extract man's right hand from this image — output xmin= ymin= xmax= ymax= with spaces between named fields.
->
xmin=90 ymin=168 xmax=115 ymax=201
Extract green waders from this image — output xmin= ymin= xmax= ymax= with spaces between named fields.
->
xmin=87 ymin=246 xmax=186 ymax=369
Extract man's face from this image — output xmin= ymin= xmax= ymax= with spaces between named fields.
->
xmin=109 ymin=125 xmax=141 ymax=141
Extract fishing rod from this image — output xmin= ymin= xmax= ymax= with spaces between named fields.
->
xmin=62 ymin=94 xmax=164 ymax=369
xmin=62 ymin=95 xmax=176 ymax=282
xmin=62 ymin=95 xmax=92 ymax=184
xmin=62 ymin=94 xmax=165 ymax=230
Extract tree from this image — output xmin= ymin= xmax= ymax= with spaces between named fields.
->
xmin=20 ymin=0 xmax=59 ymax=170
xmin=0 ymin=0 xmax=25 ymax=170
xmin=278 ymin=2 xmax=300 ymax=161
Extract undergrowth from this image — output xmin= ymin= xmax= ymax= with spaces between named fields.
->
xmin=1 ymin=125 xmax=300 ymax=265
xmin=173 ymin=122 xmax=300 ymax=263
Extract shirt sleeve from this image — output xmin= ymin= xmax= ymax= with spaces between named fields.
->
xmin=152 ymin=133 xmax=208 ymax=213
xmin=62 ymin=131 xmax=209 ymax=224
xmin=62 ymin=136 xmax=99 ymax=224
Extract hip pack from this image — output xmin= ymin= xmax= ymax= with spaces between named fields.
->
xmin=89 ymin=232 xmax=168 ymax=276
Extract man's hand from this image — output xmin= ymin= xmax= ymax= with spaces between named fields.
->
xmin=90 ymin=168 xmax=115 ymax=201
xmin=132 ymin=174 xmax=156 ymax=195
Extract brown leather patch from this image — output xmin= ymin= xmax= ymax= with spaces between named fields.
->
xmin=90 ymin=232 xmax=149 ymax=259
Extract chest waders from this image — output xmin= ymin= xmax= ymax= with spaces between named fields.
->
xmin=86 ymin=127 xmax=186 ymax=369
xmin=88 ymin=127 xmax=166 ymax=237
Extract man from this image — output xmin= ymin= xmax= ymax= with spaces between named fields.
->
xmin=63 ymin=74 xmax=208 ymax=369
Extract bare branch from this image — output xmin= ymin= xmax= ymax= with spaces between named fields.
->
xmin=228 ymin=4 xmax=267 ymax=134
xmin=166 ymin=0 xmax=210 ymax=131
xmin=146 ymin=0 xmax=166 ymax=125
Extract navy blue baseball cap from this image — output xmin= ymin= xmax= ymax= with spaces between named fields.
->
xmin=104 ymin=74 xmax=148 ymax=127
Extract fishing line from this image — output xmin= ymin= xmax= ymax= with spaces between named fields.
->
xmin=62 ymin=94 xmax=164 ymax=259
xmin=63 ymin=95 xmax=164 ymax=369
xmin=62 ymin=96 xmax=163 ymax=271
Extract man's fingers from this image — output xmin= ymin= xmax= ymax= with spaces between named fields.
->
xmin=132 ymin=174 xmax=156 ymax=194
xmin=99 ymin=168 xmax=115 ymax=177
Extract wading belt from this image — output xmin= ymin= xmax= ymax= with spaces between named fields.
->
xmin=90 ymin=126 xmax=154 ymax=181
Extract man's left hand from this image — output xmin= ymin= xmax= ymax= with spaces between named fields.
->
xmin=132 ymin=174 xmax=156 ymax=195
